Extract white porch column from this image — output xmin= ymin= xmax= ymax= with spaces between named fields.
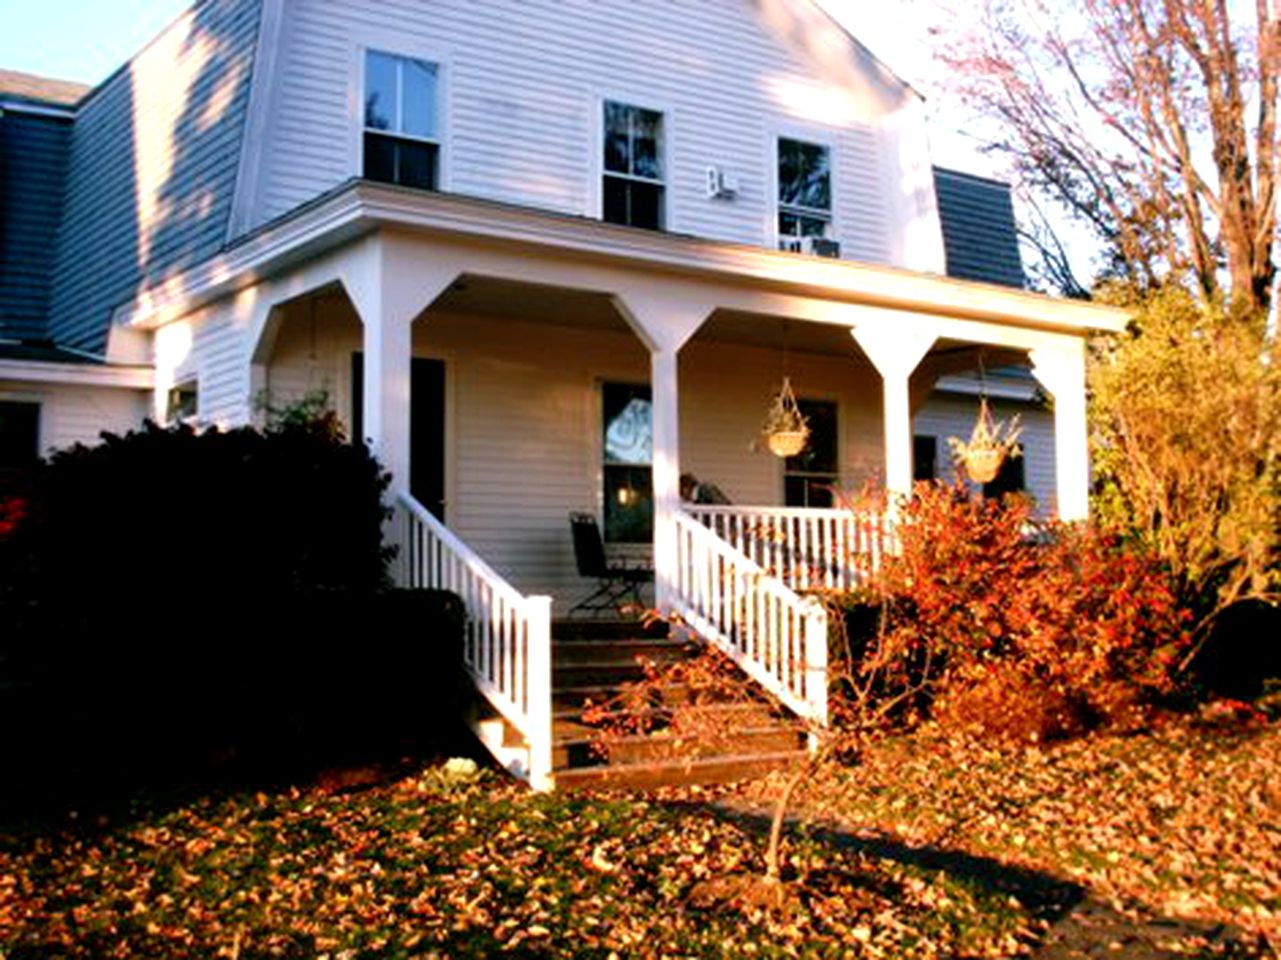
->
xmin=651 ymin=347 xmax=680 ymax=607
xmin=361 ymin=304 xmax=414 ymax=490
xmin=850 ymin=326 xmax=937 ymax=503
xmin=344 ymin=235 xmax=459 ymax=495
xmin=1031 ymin=339 xmax=1090 ymax=521
xmin=613 ymin=284 xmax=716 ymax=610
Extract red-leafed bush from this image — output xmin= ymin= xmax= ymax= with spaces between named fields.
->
xmin=845 ymin=482 xmax=1191 ymax=742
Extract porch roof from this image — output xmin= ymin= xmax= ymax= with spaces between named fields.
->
xmin=112 ymin=179 xmax=1128 ymax=337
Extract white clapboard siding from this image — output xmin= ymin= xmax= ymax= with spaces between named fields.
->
xmin=251 ymin=0 xmax=913 ymax=266
xmin=0 ymin=381 xmax=149 ymax=455
xmin=265 ymin=302 xmax=891 ymax=608
xmin=913 ymin=391 xmax=1057 ymax=515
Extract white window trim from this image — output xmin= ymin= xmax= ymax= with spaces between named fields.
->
xmin=349 ymin=34 xmax=452 ymax=193
xmin=592 ymin=93 xmax=674 ymax=232
xmin=767 ymin=124 xmax=840 ymax=252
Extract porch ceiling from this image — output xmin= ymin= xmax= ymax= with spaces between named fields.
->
xmin=694 ymin=309 xmax=864 ymax=357
xmin=431 ymin=275 xmax=630 ymax=334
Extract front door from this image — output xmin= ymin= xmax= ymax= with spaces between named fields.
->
xmin=351 ymin=354 xmax=446 ymax=519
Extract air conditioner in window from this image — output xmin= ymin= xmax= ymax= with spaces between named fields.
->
xmin=780 ymin=236 xmax=841 ymax=258
xmin=705 ymin=165 xmax=739 ymax=199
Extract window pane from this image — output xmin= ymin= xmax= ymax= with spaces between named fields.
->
xmin=798 ymin=141 xmax=830 ymax=209
xmin=913 ymin=434 xmax=937 ymax=482
xmin=632 ymin=107 xmax=662 ymax=179
xmin=0 ymin=401 xmax=39 ymax=469
xmin=603 ymin=384 xmax=652 ymax=464
xmin=364 ymin=132 xmax=397 ymax=183
xmin=799 ymin=214 xmax=828 ymax=237
xmin=398 ymin=140 xmax=437 ymax=190
xmin=983 ymin=447 xmax=1026 ymax=499
xmin=785 ymin=399 xmax=837 ymax=474
xmin=628 ymin=180 xmax=663 ymax=230
xmin=604 ymin=101 xmax=631 ymax=174
xmin=401 ymin=58 xmax=437 ymax=138
xmin=778 ymin=137 xmax=830 ymax=211
xmin=365 ymin=50 xmax=397 ymax=131
xmin=603 ymin=176 xmax=629 ymax=225
xmin=604 ymin=465 xmax=653 ymax=543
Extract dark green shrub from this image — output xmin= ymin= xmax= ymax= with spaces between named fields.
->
xmin=0 ymin=419 xmax=472 ymax=813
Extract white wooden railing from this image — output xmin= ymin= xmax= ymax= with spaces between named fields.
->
xmin=395 ymin=492 xmax=553 ymax=790
xmin=685 ymin=505 xmax=891 ymax=593
xmin=672 ymin=511 xmax=828 ymax=726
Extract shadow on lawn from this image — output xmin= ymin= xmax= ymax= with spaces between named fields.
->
xmin=702 ymin=803 xmax=1265 ymax=960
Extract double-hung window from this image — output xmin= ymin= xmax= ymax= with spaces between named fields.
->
xmin=602 ymin=101 xmax=664 ymax=230
xmin=364 ymin=50 xmax=439 ymax=190
xmin=777 ymin=137 xmax=832 ymax=250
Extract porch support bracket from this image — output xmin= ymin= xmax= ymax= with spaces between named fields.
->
xmin=614 ymin=285 xmax=718 ymax=611
xmin=850 ymin=324 xmax=937 ymax=505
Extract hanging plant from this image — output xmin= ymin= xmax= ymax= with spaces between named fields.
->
xmin=948 ymin=396 xmax=1022 ymax=484
xmin=762 ymin=377 xmax=810 ymax=458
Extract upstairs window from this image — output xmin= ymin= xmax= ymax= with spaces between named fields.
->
xmin=364 ymin=50 xmax=439 ymax=190
xmin=603 ymin=101 xmax=664 ymax=230
xmin=777 ymin=137 xmax=832 ymax=250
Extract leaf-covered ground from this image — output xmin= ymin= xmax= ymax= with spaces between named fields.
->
xmin=735 ymin=714 xmax=1281 ymax=955
xmin=1 ymin=763 xmax=1034 ymax=959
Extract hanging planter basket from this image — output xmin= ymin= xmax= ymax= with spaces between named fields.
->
xmin=762 ymin=377 xmax=810 ymax=458
xmin=949 ymin=396 xmax=1022 ymax=484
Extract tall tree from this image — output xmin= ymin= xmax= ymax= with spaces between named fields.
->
xmin=937 ymin=0 xmax=1279 ymax=323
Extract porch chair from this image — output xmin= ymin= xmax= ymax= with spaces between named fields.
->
xmin=567 ymin=512 xmax=652 ymax=617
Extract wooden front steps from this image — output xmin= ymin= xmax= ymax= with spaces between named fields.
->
xmin=547 ymin=619 xmax=807 ymax=790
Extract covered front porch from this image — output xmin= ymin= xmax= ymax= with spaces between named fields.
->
xmin=137 ymin=185 xmax=1123 ymax=788
xmin=238 ymin=249 xmax=1091 ymax=616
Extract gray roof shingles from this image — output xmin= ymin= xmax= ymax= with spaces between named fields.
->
xmin=933 ymin=167 xmax=1026 ymax=289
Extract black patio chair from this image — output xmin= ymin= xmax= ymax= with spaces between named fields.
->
xmin=567 ymin=512 xmax=652 ymax=617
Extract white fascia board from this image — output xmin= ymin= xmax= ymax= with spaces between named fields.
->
xmin=0 ymin=358 xmax=155 ymax=389
xmin=0 ymin=100 xmax=77 ymax=119
xmin=114 ymin=181 xmax=1130 ymax=336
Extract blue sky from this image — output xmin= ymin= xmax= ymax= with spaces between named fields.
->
xmin=0 ymin=1 xmax=191 ymax=86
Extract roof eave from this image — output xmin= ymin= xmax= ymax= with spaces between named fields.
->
xmin=113 ymin=181 xmax=1129 ymax=336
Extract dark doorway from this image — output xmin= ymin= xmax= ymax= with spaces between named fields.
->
xmin=351 ymin=354 xmax=446 ymax=519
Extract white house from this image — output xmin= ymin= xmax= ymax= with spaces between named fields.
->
xmin=0 ymin=0 xmax=1126 ymax=788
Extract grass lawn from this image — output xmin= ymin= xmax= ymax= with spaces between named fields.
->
xmin=1 ymin=717 xmax=1276 ymax=958
xmin=1 ymin=764 xmax=1034 ymax=959
xmin=734 ymin=712 xmax=1281 ymax=954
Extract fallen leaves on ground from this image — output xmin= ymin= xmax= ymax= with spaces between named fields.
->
xmin=734 ymin=715 xmax=1281 ymax=952
xmin=1 ymin=762 xmax=1035 ymax=958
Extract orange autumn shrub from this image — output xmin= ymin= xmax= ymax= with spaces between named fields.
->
xmin=859 ymin=481 xmax=1190 ymax=742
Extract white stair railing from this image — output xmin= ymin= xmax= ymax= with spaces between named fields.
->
xmin=685 ymin=504 xmax=890 ymax=593
xmin=671 ymin=511 xmax=828 ymax=726
xmin=395 ymin=492 xmax=553 ymax=791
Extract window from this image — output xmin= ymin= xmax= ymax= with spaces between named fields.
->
xmin=364 ymin=50 xmax=439 ymax=190
xmin=602 ymin=382 xmax=652 ymax=543
xmin=777 ymin=137 xmax=831 ymax=249
xmin=0 ymin=401 xmax=39 ymax=471
xmin=983 ymin=445 xmax=1026 ymax=500
xmin=784 ymin=399 xmax=837 ymax=507
xmin=913 ymin=435 xmax=937 ymax=482
xmin=603 ymin=101 xmax=664 ymax=230
xmin=166 ymin=380 xmax=197 ymax=424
